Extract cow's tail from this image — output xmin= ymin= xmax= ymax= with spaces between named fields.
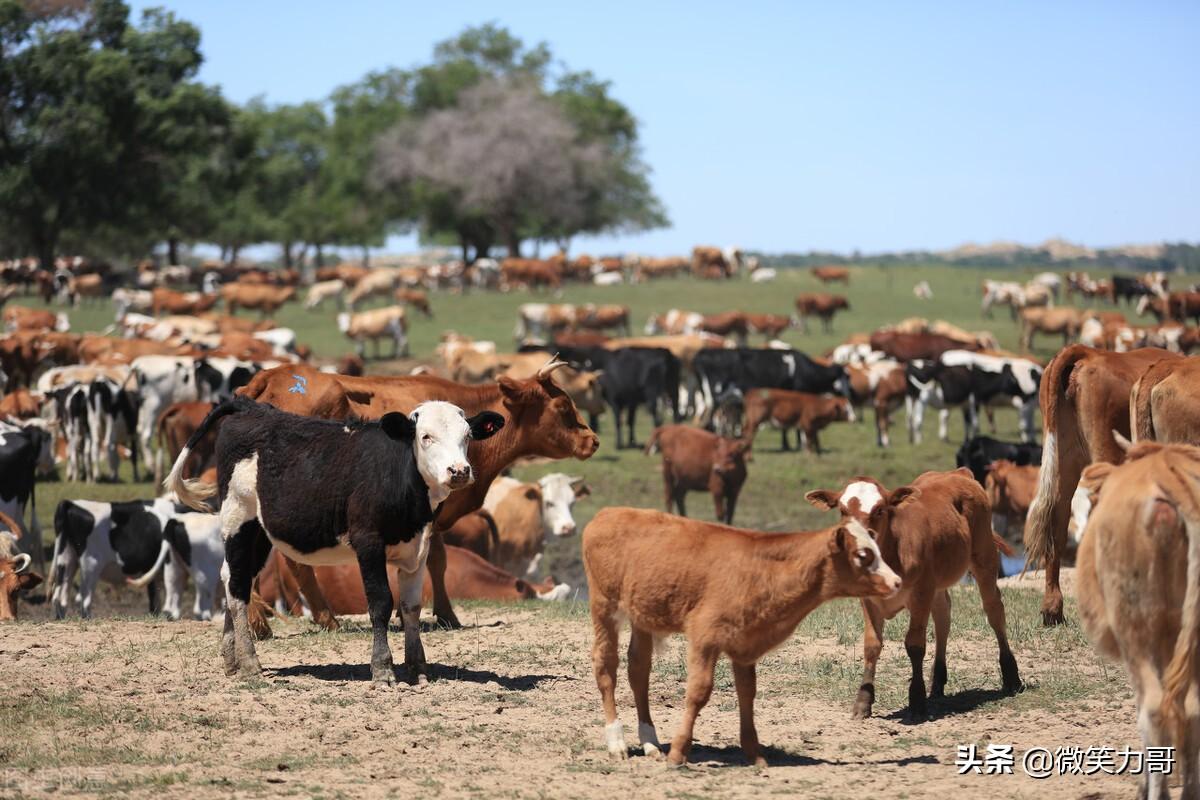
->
xmin=992 ymin=532 xmax=1015 ymax=558
xmin=126 ymin=539 xmax=171 ymax=589
xmin=478 ymin=510 xmax=500 ymax=559
xmin=1161 ymin=496 xmax=1200 ymax=754
xmin=643 ymin=427 xmax=663 ymax=456
xmin=164 ymin=399 xmax=242 ymax=510
xmin=1023 ymin=345 xmax=1090 ymax=570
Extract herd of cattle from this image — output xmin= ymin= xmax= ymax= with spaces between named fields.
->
xmin=2 ymin=256 xmax=1199 ymax=796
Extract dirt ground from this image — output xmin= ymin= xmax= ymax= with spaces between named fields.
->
xmin=2 ymin=575 xmax=1156 ymax=800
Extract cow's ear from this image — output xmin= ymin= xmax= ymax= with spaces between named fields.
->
xmin=524 ymin=486 xmax=541 ymax=502
xmin=380 ymin=412 xmax=416 ymax=442
xmin=497 ymin=375 xmax=533 ymax=402
xmin=18 ymin=571 xmax=43 ymax=591
xmin=805 ymin=489 xmax=840 ymax=510
xmin=828 ymin=526 xmax=849 ymax=555
xmin=1080 ymin=462 xmax=1115 ymax=492
xmin=467 ymin=411 xmax=505 ymax=441
xmin=888 ymin=486 xmax=921 ymax=508
xmin=571 ymin=478 xmax=591 ymax=498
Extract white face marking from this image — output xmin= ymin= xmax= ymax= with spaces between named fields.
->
xmin=845 ymin=518 xmax=901 ymax=594
xmin=841 ymin=481 xmax=883 ymax=516
xmin=537 ymin=474 xmax=582 ymax=537
xmin=411 ymin=401 xmax=475 ymax=509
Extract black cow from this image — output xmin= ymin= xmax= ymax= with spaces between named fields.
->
xmin=0 ymin=422 xmax=51 ymax=575
xmin=167 ymin=396 xmax=504 ymax=684
xmin=596 ymin=347 xmax=681 ymax=449
xmin=955 ymin=436 xmax=1043 ymax=485
xmin=1111 ymin=274 xmax=1151 ymax=304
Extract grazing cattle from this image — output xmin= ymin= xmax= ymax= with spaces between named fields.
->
xmin=235 ymin=360 xmax=599 ymax=631
xmin=1024 ymin=345 xmax=1182 ymax=625
xmin=585 ymin=506 xmax=898 ymax=764
xmin=743 ymin=312 xmax=793 ymax=341
xmin=985 ymin=459 xmax=1039 ymax=539
xmin=599 ymin=348 xmax=681 ymax=449
xmin=806 ymin=471 xmax=1021 ymax=720
xmin=692 ymin=348 xmax=851 ymax=427
xmin=1019 ymin=307 xmax=1087 ymax=351
xmin=126 ymin=511 xmax=225 ymax=621
xmin=869 ymin=331 xmax=973 ymax=362
xmin=1130 ymin=355 xmax=1200 ymax=445
xmin=151 ymin=287 xmax=219 ymax=317
xmin=955 ymin=435 xmax=1042 ymax=484
xmin=0 ymin=423 xmax=51 ymax=576
xmin=168 ymin=396 xmax=505 ymax=683
xmin=1073 ymin=443 xmax=1200 ymax=800
xmin=476 ymin=473 xmax=590 ymax=576
xmin=304 ymin=279 xmax=345 ymax=311
xmin=49 ymin=497 xmax=179 ymax=618
xmin=633 ymin=257 xmax=688 ymax=282
xmin=644 ymin=309 xmax=747 ymax=343
xmin=741 ymin=388 xmax=851 ymax=454
xmin=500 ymin=259 xmax=562 ymax=291
xmin=1137 ymin=291 xmax=1200 ymax=325
xmin=221 ymin=284 xmax=296 ymax=316
xmin=1030 ymin=272 xmax=1062 ymax=300
xmin=337 ymin=306 xmax=408 ymax=359
xmin=344 ymin=268 xmax=398 ymax=308
xmin=811 ymin=265 xmax=851 ymax=284
xmin=515 ymin=303 xmax=577 ymax=341
xmin=794 ymin=293 xmax=849 ymax=333
xmin=690 ymin=246 xmax=735 ymax=279
xmin=645 ymin=425 xmax=749 ymax=524
xmin=1110 ymin=274 xmax=1152 ymax=305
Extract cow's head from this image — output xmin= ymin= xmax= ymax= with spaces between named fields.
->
xmin=805 ymin=477 xmax=921 ymax=543
xmin=537 ymin=473 xmax=590 ymax=537
xmin=497 ymin=360 xmax=600 ymax=461
xmin=381 ymin=401 xmax=505 ymax=508
xmin=826 ymin=518 xmax=902 ymax=599
xmin=0 ymin=551 xmax=42 ymax=621
xmin=713 ymin=437 xmax=751 ymax=478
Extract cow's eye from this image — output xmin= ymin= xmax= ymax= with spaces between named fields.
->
xmin=422 ymin=434 xmax=433 ymax=445
xmin=855 ymin=549 xmax=874 ymax=567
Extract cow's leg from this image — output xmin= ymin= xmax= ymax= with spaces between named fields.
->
xmin=352 ymin=535 xmax=397 ymax=686
xmin=732 ymin=661 xmax=765 ymax=766
xmin=395 ymin=533 xmax=431 ymax=685
xmin=667 ymin=642 xmax=718 ymax=766
xmin=662 ymin=474 xmax=674 ymax=513
xmin=221 ymin=515 xmax=271 ymax=679
xmin=712 ymin=488 xmax=726 ymax=525
xmin=808 ymin=426 xmax=822 ymax=455
xmin=875 ymin=403 xmax=890 ymax=448
xmin=674 ymin=490 xmax=687 ymax=518
xmin=591 ymin=592 xmax=626 ymax=758
xmin=970 ymin=542 xmax=1021 ymax=692
xmin=52 ymin=543 xmax=78 ymax=619
xmin=779 ymin=428 xmax=790 ymax=451
xmin=164 ymin=556 xmax=186 ymax=621
xmin=853 ymin=600 xmax=885 ymax=719
xmin=611 ymin=404 xmax=624 ymax=451
xmin=725 ymin=489 xmax=740 ymax=525
xmin=627 ymin=627 xmax=661 ymax=758
xmin=907 ymin=397 xmax=922 ymax=444
xmin=625 ymin=406 xmax=637 ymax=449
xmin=427 ymin=530 xmax=460 ymax=629
xmin=930 ymin=590 xmax=950 ymax=699
xmin=904 ymin=591 xmax=934 ymax=721
xmin=1130 ymin=667 xmax=1171 ymax=800
xmin=986 ymin=405 xmax=998 ymax=435
xmin=283 ymin=557 xmax=338 ymax=630
xmin=78 ymin=554 xmax=102 ymax=619
xmin=146 ymin=581 xmax=159 ymax=615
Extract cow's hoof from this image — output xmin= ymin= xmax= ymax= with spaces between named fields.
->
xmin=643 ymin=744 xmax=663 ymax=759
xmin=748 ymin=754 xmax=768 ymax=768
xmin=237 ymin=661 xmax=262 ymax=680
xmin=851 ymin=703 xmax=872 ymax=720
xmin=906 ymin=707 xmax=928 ymax=724
xmin=666 ymin=749 xmax=687 ymax=767
xmin=1041 ymin=610 xmax=1065 ymax=627
xmin=371 ymin=671 xmax=397 ymax=688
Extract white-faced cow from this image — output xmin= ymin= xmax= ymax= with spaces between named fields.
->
xmin=167 ymin=397 xmax=504 ymax=684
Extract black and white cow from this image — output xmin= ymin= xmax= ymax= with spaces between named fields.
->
xmin=167 ymin=396 xmax=505 ymax=684
xmin=955 ymin=435 xmax=1043 ymax=485
xmin=194 ymin=357 xmax=259 ymax=403
xmin=49 ymin=497 xmax=178 ymax=618
xmin=0 ymin=421 xmax=51 ymax=576
xmin=127 ymin=511 xmax=225 ymax=621
xmin=906 ymin=351 xmax=1041 ymax=444
xmin=596 ymin=347 xmax=681 ymax=449
xmin=129 ymin=355 xmax=200 ymax=484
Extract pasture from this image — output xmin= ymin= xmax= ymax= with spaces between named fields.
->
xmin=6 ymin=264 xmax=1149 ymax=798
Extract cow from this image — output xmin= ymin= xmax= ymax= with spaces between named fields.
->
xmin=0 ymin=527 xmax=41 ymax=622
xmin=394 ymin=288 xmax=433 ymax=318
xmin=500 ymin=259 xmax=562 ymax=291
xmin=4 ymin=305 xmax=69 ymax=333
xmin=337 ymin=306 xmax=408 ymax=359
xmin=955 ymin=435 xmax=1042 ymax=484
xmin=126 ymin=511 xmax=225 ymax=621
xmin=233 ymin=360 xmax=599 ymax=632
xmin=690 ymin=246 xmax=735 ymax=279
xmin=0 ymin=387 xmax=41 ymax=420
xmin=157 ymin=401 xmax=219 ymax=481
xmin=500 ymin=355 xmax=606 ymax=430
xmin=1110 ymin=274 xmax=1153 ymax=305
xmin=1073 ymin=442 xmax=1200 ymax=800
xmin=127 ymin=355 xmax=201 ymax=484
xmin=151 ymin=287 xmax=219 ymax=317
xmin=1130 ymin=356 xmax=1200 ymax=445
xmin=691 ymin=348 xmax=851 ymax=428
xmin=741 ymin=388 xmax=851 ymax=454
xmin=304 ymin=279 xmax=346 ymax=311
xmin=1019 ymin=307 xmax=1088 ymax=352
xmin=868 ymin=331 xmax=974 ymax=362
xmin=743 ymin=312 xmax=793 ymax=341
xmin=1024 ymin=345 xmax=1182 ymax=625
xmin=167 ymin=396 xmax=505 ymax=683
xmin=811 ymin=265 xmax=851 ymax=284
xmin=515 ymin=303 xmax=577 ymax=342
xmin=793 ymin=293 xmax=849 ymax=333
xmin=0 ymin=422 xmax=51 ymax=576
xmin=645 ymin=424 xmax=749 ymax=524
xmin=598 ymin=348 xmax=681 ymax=449
xmin=476 ymin=473 xmax=590 ymax=576
xmin=985 ymin=459 xmax=1039 ymax=540
xmin=806 ymin=471 xmax=1021 ymax=720
xmin=585 ymin=506 xmax=899 ymax=765
xmin=574 ymin=304 xmax=630 ymax=336
xmin=345 ymin=268 xmax=398 ymax=309
xmin=48 ymin=497 xmax=179 ymax=618
xmin=221 ymin=284 xmax=296 ymax=316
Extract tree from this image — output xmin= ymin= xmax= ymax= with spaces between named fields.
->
xmin=0 ymin=0 xmax=227 ymax=268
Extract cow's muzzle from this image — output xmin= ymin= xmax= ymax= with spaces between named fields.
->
xmin=446 ymin=465 xmax=474 ymax=488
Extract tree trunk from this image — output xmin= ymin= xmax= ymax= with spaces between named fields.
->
xmin=220 ymin=244 xmax=230 ymax=264
xmin=314 ymin=242 xmax=324 ymax=267
xmin=502 ymin=228 xmax=521 ymax=259
xmin=230 ymin=243 xmax=242 ymax=264
xmin=167 ymin=237 xmax=180 ymax=265
xmin=460 ymin=235 xmax=471 ymax=264
xmin=361 ymin=244 xmax=370 ymax=268
xmin=282 ymin=240 xmax=293 ymax=269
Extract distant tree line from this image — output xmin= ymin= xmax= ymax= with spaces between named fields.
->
xmin=0 ymin=2 xmax=667 ymax=269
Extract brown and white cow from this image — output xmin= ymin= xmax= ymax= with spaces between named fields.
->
xmin=794 ymin=293 xmax=849 ymax=333
xmin=393 ymin=288 xmax=433 ymax=318
xmin=0 ymin=529 xmax=42 ymax=622
xmin=741 ymin=388 xmax=851 ymax=454
xmin=337 ymin=306 xmax=408 ymax=359
xmin=1024 ymin=345 xmax=1182 ymax=625
xmin=644 ymin=424 xmax=749 ymax=525
xmin=584 ymin=506 xmax=899 ymax=765
xmin=343 ymin=268 xmax=398 ymax=309
xmin=1074 ymin=443 xmax=1200 ymax=800
xmin=845 ymin=359 xmax=908 ymax=447
xmin=3 ymin=306 xmax=68 ymax=333
xmin=478 ymin=473 xmax=590 ymax=576
xmin=807 ymin=470 xmax=1021 ymax=720
xmin=1019 ymin=307 xmax=1086 ymax=352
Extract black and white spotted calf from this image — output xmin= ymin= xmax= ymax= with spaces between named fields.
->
xmin=166 ymin=396 xmax=504 ymax=684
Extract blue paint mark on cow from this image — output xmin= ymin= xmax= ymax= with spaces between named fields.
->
xmin=288 ymin=375 xmax=308 ymax=395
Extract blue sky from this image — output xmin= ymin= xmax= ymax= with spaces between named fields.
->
xmin=130 ymin=1 xmax=1200 ymax=257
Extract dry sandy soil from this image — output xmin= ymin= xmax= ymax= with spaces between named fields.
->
xmin=2 ymin=573 xmax=1160 ymax=800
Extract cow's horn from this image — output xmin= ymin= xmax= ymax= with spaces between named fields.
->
xmin=537 ymin=358 xmax=568 ymax=379
xmin=12 ymin=553 xmax=31 ymax=574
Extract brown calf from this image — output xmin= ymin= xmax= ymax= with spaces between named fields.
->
xmin=985 ymin=459 xmax=1039 ymax=539
xmin=807 ymin=470 xmax=1021 ymax=720
xmin=794 ymin=293 xmax=849 ymax=333
xmin=584 ymin=506 xmax=900 ymax=765
xmin=741 ymin=388 xmax=851 ymax=454
xmin=645 ymin=425 xmax=749 ymax=524
xmin=845 ymin=360 xmax=908 ymax=447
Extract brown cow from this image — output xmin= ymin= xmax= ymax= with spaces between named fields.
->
xmin=811 ymin=265 xmax=851 ymax=284
xmin=3 ymin=306 xmax=66 ymax=332
xmin=743 ymin=312 xmax=793 ymax=341
xmin=794 ymin=293 xmax=849 ymax=333
xmin=574 ymin=304 xmax=630 ymax=336
xmin=985 ymin=459 xmax=1039 ymax=539
xmin=78 ymin=335 xmax=191 ymax=365
xmin=393 ymin=288 xmax=432 ymax=318
xmin=1130 ymin=356 xmax=1200 ymax=445
xmin=237 ymin=360 xmax=598 ymax=631
xmin=690 ymin=246 xmax=733 ymax=279
xmin=501 ymin=354 xmax=605 ymax=427
xmin=584 ymin=506 xmax=900 ymax=765
xmin=0 ymin=546 xmax=42 ymax=622
xmin=1074 ymin=443 xmax=1200 ymax=800
xmin=644 ymin=425 xmax=749 ymax=524
xmin=1019 ymin=307 xmax=1086 ymax=351
xmin=501 ymin=259 xmax=562 ymax=291
xmin=337 ymin=306 xmax=408 ymax=358
xmin=806 ymin=471 xmax=1021 ymax=720
xmin=1024 ymin=345 xmax=1182 ymax=625
xmin=441 ymin=510 xmax=499 ymax=562
xmin=634 ymin=257 xmax=687 ymax=281
xmin=868 ymin=331 xmax=975 ymax=362
xmin=151 ymin=287 xmax=219 ymax=317
xmin=157 ymin=401 xmax=218 ymax=480
xmin=741 ymin=388 xmax=851 ymax=454
xmin=0 ymin=388 xmax=42 ymax=420
xmin=220 ymin=283 xmax=296 ymax=316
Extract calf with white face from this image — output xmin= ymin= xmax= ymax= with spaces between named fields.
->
xmin=166 ymin=397 xmax=504 ymax=684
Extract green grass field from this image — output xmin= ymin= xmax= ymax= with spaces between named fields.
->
xmin=18 ymin=262 xmax=1065 ymax=590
